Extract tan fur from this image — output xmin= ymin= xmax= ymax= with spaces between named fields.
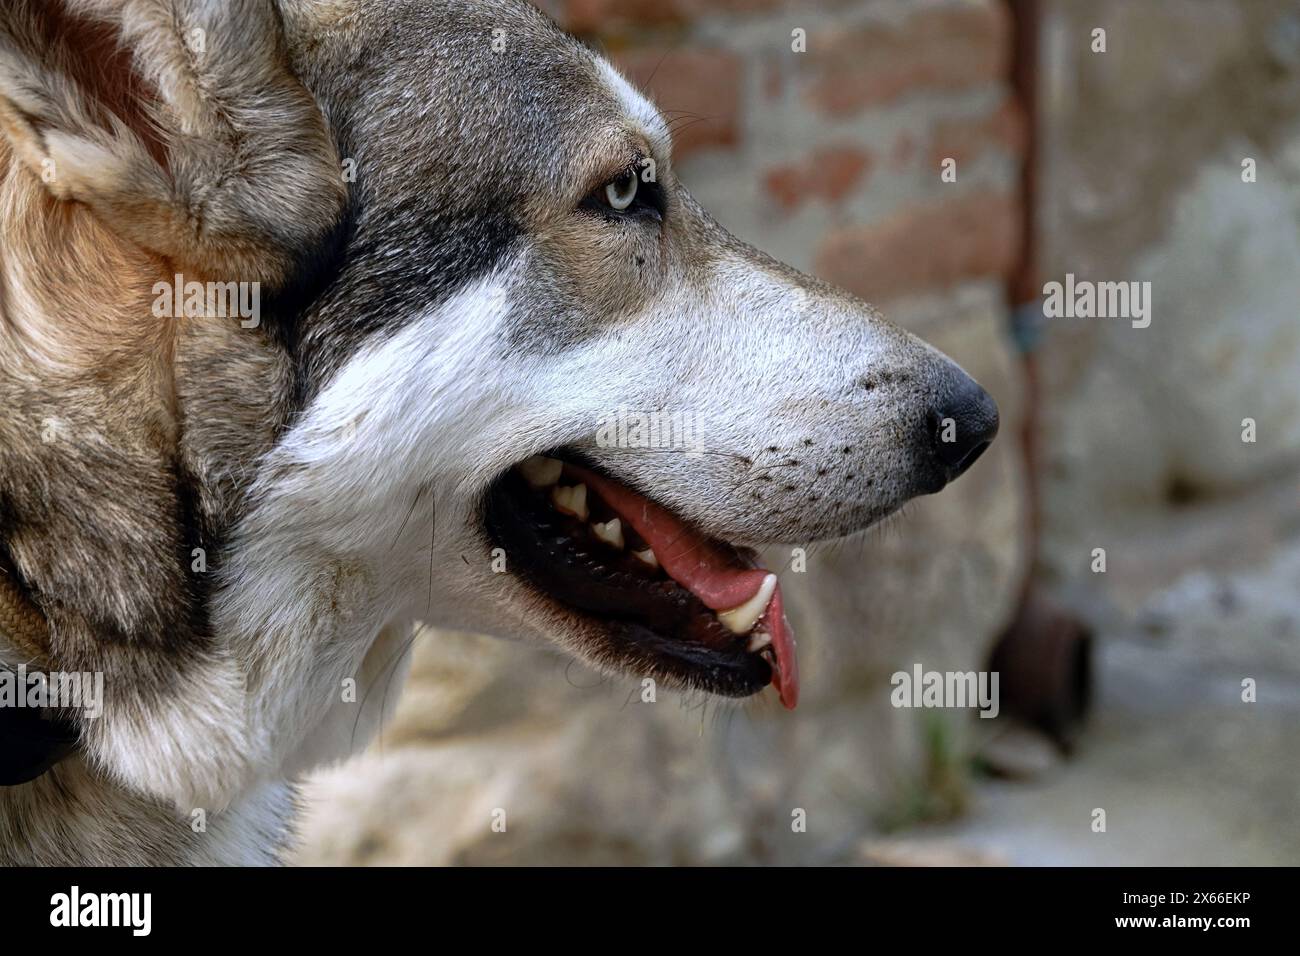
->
xmin=0 ymin=0 xmax=347 ymax=286
xmin=0 ymin=137 xmax=172 ymax=385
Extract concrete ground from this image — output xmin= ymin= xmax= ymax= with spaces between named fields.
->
xmin=875 ymin=481 xmax=1300 ymax=866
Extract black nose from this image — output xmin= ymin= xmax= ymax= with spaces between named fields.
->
xmin=928 ymin=370 xmax=999 ymax=480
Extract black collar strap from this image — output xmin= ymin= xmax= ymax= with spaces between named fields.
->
xmin=1 ymin=554 xmax=80 ymax=786
xmin=0 ymin=702 xmax=79 ymax=785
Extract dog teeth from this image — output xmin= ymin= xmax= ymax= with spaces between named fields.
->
xmin=747 ymin=630 xmax=773 ymax=653
xmin=717 ymin=573 xmax=777 ymax=636
xmin=520 ymin=455 xmax=563 ymax=488
xmin=551 ymin=483 xmax=588 ymax=521
xmin=592 ymin=518 xmax=624 ymax=549
xmin=632 ymin=547 xmax=659 ymax=569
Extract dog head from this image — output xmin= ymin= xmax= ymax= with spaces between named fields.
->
xmin=0 ymin=0 xmax=996 ymax=809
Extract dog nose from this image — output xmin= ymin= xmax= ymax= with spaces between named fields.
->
xmin=928 ymin=370 xmax=999 ymax=480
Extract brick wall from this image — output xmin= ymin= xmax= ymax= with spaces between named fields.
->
xmin=538 ymin=0 xmax=1025 ymax=310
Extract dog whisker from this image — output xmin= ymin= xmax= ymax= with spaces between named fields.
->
xmin=389 ymin=484 xmax=425 ymax=550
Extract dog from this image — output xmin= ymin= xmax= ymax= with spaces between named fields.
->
xmin=0 ymin=0 xmax=998 ymax=865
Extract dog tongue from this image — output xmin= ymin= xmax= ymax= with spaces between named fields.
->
xmin=762 ymin=587 xmax=798 ymax=710
xmin=564 ymin=463 xmax=800 ymax=709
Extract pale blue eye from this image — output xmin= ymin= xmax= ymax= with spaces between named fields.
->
xmin=604 ymin=172 xmax=637 ymax=210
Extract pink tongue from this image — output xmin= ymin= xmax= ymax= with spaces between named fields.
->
xmin=764 ymin=587 xmax=799 ymax=710
xmin=564 ymin=463 xmax=800 ymax=709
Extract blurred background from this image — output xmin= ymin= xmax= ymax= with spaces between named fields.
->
xmin=295 ymin=0 xmax=1300 ymax=865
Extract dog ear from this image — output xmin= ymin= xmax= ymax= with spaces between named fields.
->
xmin=0 ymin=0 xmax=343 ymax=812
xmin=0 ymin=0 xmax=345 ymax=287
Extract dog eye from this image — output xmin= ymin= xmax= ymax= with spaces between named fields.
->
xmin=604 ymin=170 xmax=638 ymax=211
xmin=580 ymin=166 xmax=664 ymax=223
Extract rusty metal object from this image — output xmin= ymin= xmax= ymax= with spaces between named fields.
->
xmin=986 ymin=0 xmax=1094 ymax=749
xmin=990 ymin=590 xmax=1093 ymax=746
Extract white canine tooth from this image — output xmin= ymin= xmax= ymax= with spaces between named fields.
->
xmin=747 ymin=631 xmax=773 ymax=653
xmin=520 ymin=455 xmax=563 ymax=488
xmin=551 ymin=483 xmax=588 ymax=521
xmin=717 ymin=573 xmax=778 ymax=636
xmin=592 ymin=518 xmax=624 ymax=549
xmin=632 ymin=548 xmax=659 ymax=569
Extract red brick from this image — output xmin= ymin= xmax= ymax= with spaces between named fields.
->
xmin=683 ymin=0 xmax=859 ymax=12
xmin=764 ymin=166 xmax=804 ymax=210
xmin=813 ymin=192 xmax=1020 ymax=301
xmin=557 ymin=0 xmax=837 ymax=32
xmin=763 ymin=144 xmax=873 ymax=211
xmin=558 ymin=0 xmax=685 ymax=34
xmin=928 ymin=99 xmax=1027 ymax=168
xmin=683 ymin=0 xmax=815 ymax=12
xmin=803 ymin=2 xmax=1013 ymax=117
xmin=612 ymin=48 xmax=743 ymax=157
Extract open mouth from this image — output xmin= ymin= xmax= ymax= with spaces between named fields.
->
xmin=483 ymin=454 xmax=799 ymax=709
